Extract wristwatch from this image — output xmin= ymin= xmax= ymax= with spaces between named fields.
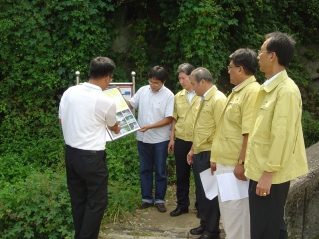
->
xmin=238 ymin=159 xmax=245 ymax=165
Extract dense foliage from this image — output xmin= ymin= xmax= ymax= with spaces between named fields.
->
xmin=1 ymin=0 xmax=319 ymax=237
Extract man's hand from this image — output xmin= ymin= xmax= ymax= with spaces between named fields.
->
xmin=108 ymin=122 xmax=121 ymax=134
xmin=256 ymin=171 xmax=274 ymax=197
xmin=210 ymin=162 xmax=216 ymax=175
xmin=114 ymin=125 xmax=121 ymax=134
xmin=139 ymin=125 xmax=150 ymax=132
xmin=168 ymin=139 xmax=175 ymax=153
xmin=187 ymin=149 xmax=194 ymax=165
xmin=233 ymin=164 xmax=247 ymax=181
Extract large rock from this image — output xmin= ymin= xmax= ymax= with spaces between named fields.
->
xmin=286 ymin=141 xmax=319 ymax=239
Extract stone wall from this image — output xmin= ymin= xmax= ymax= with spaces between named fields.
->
xmin=285 ymin=141 xmax=319 ymax=239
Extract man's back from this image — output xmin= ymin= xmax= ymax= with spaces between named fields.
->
xmin=59 ymin=83 xmax=116 ymax=150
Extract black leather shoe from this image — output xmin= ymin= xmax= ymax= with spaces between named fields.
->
xmin=190 ymin=225 xmax=206 ymax=235
xmin=170 ymin=208 xmax=189 ymax=217
xmin=197 ymin=234 xmax=220 ymax=239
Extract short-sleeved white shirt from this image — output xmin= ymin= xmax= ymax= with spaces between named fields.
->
xmin=129 ymin=85 xmax=174 ymax=144
xmin=59 ymin=82 xmax=117 ymax=150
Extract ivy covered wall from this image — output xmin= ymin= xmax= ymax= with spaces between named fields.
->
xmin=0 ymin=0 xmax=319 ymax=161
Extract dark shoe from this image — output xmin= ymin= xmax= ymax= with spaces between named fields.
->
xmin=155 ymin=203 xmax=167 ymax=213
xmin=197 ymin=234 xmax=220 ymax=239
xmin=170 ymin=207 xmax=189 ymax=217
xmin=190 ymin=225 xmax=206 ymax=235
xmin=139 ymin=202 xmax=153 ymax=209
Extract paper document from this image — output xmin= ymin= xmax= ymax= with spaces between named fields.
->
xmin=216 ymin=173 xmax=249 ymax=202
xmin=103 ymin=88 xmax=140 ymax=140
xmin=199 ymin=168 xmax=218 ymax=200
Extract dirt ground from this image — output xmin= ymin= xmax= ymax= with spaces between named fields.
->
xmin=99 ymin=185 xmax=225 ymax=239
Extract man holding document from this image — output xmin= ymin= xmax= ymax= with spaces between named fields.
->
xmin=210 ymin=48 xmax=260 ymax=239
xmin=245 ymin=32 xmax=308 ymax=239
xmin=187 ymin=67 xmax=226 ymax=239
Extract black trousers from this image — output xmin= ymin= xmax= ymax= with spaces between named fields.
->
xmin=174 ymin=138 xmax=193 ymax=209
xmin=249 ymin=180 xmax=290 ymax=239
xmin=65 ymin=145 xmax=108 ymax=239
xmin=193 ymin=151 xmax=220 ymax=236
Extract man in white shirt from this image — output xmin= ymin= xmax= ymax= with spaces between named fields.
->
xmin=59 ymin=56 xmax=120 ymax=239
xmin=127 ymin=66 xmax=174 ymax=213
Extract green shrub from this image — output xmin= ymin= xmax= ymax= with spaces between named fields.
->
xmin=1 ymin=0 xmax=319 ymax=233
xmin=0 ymin=170 xmax=73 ymax=239
xmin=302 ymin=111 xmax=319 ymax=147
xmin=0 ymin=154 xmax=35 ymax=184
xmin=106 ymin=134 xmax=140 ymax=185
xmin=106 ymin=179 xmax=140 ymax=222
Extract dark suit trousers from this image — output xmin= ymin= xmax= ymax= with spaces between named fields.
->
xmin=65 ymin=145 xmax=108 ymax=239
xmin=193 ymin=151 xmax=220 ymax=236
xmin=249 ymin=180 xmax=290 ymax=239
xmin=174 ymin=138 xmax=193 ymax=209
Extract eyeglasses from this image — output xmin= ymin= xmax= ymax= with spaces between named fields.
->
xmin=258 ymin=50 xmax=271 ymax=55
xmin=227 ymin=65 xmax=240 ymax=70
xmin=148 ymin=80 xmax=161 ymax=87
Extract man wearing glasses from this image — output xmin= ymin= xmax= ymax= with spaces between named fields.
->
xmin=210 ymin=48 xmax=260 ymax=239
xmin=245 ymin=32 xmax=308 ymax=239
xmin=127 ymin=66 xmax=174 ymax=213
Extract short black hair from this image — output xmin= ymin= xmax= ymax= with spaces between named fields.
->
xmin=148 ymin=66 xmax=168 ymax=83
xmin=89 ymin=56 xmax=115 ymax=79
xmin=265 ymin=32 xmax=296 ymax=67
xmin=229 ymin=48 xmax=258 ymax=75
xmin=177 ymin=63 xmax=195 ymax=76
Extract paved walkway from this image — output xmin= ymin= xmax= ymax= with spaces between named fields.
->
xmin=100 ymin=193 xmax=225 ymax=239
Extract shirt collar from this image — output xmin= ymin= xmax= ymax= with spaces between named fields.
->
xmin=232 ymin=75 xmax=257 ymax=92
xmin=262 ymin=70 xmax=288 ymax=93
xmin=264 ymin=70 xmax=283 ymax=86
xmin=203 ymin=86 xmax=213 ymax=97
xmin=232 ymin=80 xmax=246 ymax=91
xmin=186 ymin=90 xmax=195 ymax=94
xmin=82 ymin=82 xmax=102 ymax=91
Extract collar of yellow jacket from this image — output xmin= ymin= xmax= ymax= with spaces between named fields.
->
xmin=233 ymin=75 xmax=257 ymax=92
xmin=202 ymin=85 xmax=217 ymax=101
xmin=262 ymin=70 xmax=289 ymax=93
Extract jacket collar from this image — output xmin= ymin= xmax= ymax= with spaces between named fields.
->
xmin=262 ymin=70 xmax=288 ymax=93
xmin=203 ymin=85 xmax=217 ymax=101
xmin=233 ymin=75 xmax=257 ymax=92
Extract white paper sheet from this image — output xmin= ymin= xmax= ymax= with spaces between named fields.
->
xmin=199 ymin=168 xmax=218 ymax=200
xmin=216 ymin=173 xmax=249 ymax=202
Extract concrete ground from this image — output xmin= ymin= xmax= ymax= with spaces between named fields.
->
xmin=99 ymin=186 xmax=225 ymax=239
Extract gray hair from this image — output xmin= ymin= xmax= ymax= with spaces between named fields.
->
xmin=190 ymin=67 xmax=213 ymax=83
xmin=177 ymin=63 xmax=195 ymax=76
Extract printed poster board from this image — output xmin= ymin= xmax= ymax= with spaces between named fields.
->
xmin=107 ymin=85 xmax=133 ymax=101
xmin=103 ymin=88 xmax=140 ymax=140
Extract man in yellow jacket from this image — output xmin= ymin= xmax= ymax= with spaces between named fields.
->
xmin=187 ymin=67 xmax=226 ymax=239
xmin=210 ymin=48 xmax=260 ymax=239
xmin=168 ymin=63 xmax=201 ymax=217
xmin=245 ymin=32 xmax=308 ymax=239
